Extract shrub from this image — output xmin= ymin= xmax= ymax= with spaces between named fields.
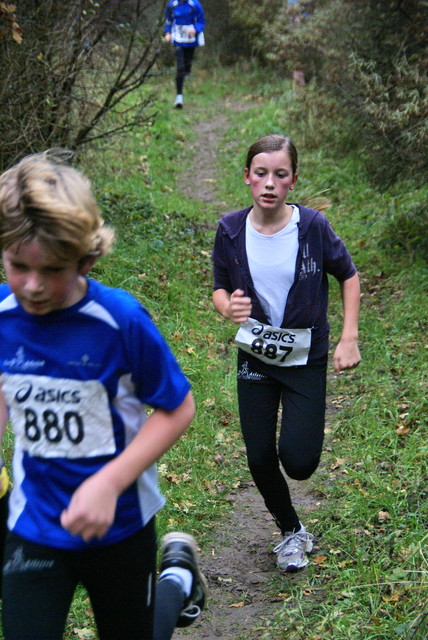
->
xmin=0 ymin=0 xmax=164 ymax=171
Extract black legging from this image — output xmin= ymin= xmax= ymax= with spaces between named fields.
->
xmin=174 ymin=45 xmax=195 ymax=94
xmin=1 ymin=514 xmax=189 ymax=640
xmin=237 ymin=362 xmax=326 ymax=534
xmin=2 ymin=524 xmax=157 ymax=640
xmin=153 ymin=579 xmax=185 ymax=640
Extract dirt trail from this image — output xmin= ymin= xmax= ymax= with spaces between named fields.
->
xmin=172 ymin=104 xmax=324 ymax=640
xmin=174 ymin=480 xmax=320 ymax=640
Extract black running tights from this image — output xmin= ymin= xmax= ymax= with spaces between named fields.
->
xmin=237 ymin=364 xmax=326 ymax=534
xmin=174 ymin=45 xmax=195 ymax=94
xmin=2 ymin=524 xmax=157 ymax=640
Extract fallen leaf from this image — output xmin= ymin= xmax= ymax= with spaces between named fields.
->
xmin=12 ymin=22 xmax=23 ymax=44
xmin=166 ymin=472 xmax=190 ymax=484
xmin=73 ymin=629 xmax=96 ymax=639
xmin=330 ymin=457 xmax=347 ymax=469
xmin=382 ymin=592 xmax=400 ymax=603
xmin=338 ymin=560 xmax=352 ymax=568
xmin=230 ymin=602 xmax=245 ymax=608
xmin=396 ymin=424 xmax=409 ymax=436
xmin=378 ymin=510 xmax=391 ymax=522
xmin=313 ymin=555 xmax=328 ymax=565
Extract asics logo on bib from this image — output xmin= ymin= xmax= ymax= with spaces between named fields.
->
xmin=15 ymin=382 xmax=81 ymax=405
xmin=250 ymin=323 xmax=296 ymax=344
xmin=235 ymin=319 xmax=311 ymax=368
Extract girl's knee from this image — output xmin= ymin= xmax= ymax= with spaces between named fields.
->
xmin=247 ymin=452 xmax=278 ymax=477
xmin=282 ymin=457 xmax=320 ymax=481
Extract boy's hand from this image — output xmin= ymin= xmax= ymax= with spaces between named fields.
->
xmin=61 ymin=474 xmax=119 ymax=542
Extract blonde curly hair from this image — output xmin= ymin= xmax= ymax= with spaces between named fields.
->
xmin=0 ymin=151 xmax=115 ymax=262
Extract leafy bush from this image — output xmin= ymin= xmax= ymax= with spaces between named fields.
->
xmin=378 ymin=187 xmax=428 ymax=261
xmin=0 ymin=0 xmax=164 ymax=171
xmin=221 ymin=0 xmax=427 ymax=188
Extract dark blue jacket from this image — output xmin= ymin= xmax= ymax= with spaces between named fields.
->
xmin=212 ymin=205 xmax=357 ymax=361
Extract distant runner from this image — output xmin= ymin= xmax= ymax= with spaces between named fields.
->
xmin=164 ymin=0 xmax=206 ymax=109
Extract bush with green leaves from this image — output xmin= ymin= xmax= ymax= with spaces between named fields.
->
xmin=0 ymin=0 xmax=165 ymax=171
xmin=221 ymin=0 xmax=427 ymax=188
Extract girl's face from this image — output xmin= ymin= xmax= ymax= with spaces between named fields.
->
xmin=2 ymin=238 xmax=91 ymax=315
xmin=244 ymin=149 xmax=298 ymax=214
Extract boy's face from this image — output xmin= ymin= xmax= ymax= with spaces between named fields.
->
xmin=2 ymin=239 xmax=89 ymax=315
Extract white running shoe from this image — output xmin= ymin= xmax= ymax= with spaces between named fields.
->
xmin=174 ymin=94 xmax=183 ymax=109
xmin=273 ymin=523 xmax=314 ymax=572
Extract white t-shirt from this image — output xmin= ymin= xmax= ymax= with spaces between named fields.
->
xmin=246 ymin=206 xmax=300 ymax=326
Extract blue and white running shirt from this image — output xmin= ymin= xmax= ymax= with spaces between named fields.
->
xmin=0 ymin=278 xmax=190 ymax=549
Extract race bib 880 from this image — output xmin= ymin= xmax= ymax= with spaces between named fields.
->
xmin=235 ymin=318 xmax=312 ymax=367
xmin=1 ymin=373 xmax=116 ymax=459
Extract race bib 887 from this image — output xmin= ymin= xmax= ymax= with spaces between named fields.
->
xmin=235 ymin=318 xmax=312 ymax=367
xmin=1 ymin=373 xmax=116 ymax=459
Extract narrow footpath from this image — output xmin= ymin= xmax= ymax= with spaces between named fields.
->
xmin=172 ymin=102 xmax=325 ymax=640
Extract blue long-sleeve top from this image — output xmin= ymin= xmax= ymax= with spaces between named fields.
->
xmin=165 ymin=0 xmax=205 ymax=47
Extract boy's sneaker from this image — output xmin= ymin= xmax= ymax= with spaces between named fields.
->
xmin=273 ymin=522 xmax=314 ymax=572
xmin=160 ymin=532 xmax=208 ymax=627
xmin=174 ymin=94 xmax=183 ymax=109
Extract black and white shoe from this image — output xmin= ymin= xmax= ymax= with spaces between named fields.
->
xmin=160 ymin=532 xmax=208 ymax=627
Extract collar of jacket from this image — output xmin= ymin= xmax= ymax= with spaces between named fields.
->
xmin=218 ymin=204 xmax=320 ymax=240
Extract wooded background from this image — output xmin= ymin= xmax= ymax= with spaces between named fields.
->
xmin=1 ymin=0 xmax=426 ymax=187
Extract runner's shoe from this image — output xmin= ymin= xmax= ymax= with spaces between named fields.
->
xmin=160 ymin=532 xmax=208 ymax=627
xmin=174 ymin=94 xmax=183 ymax=109
xmin=273 ymin=523 xmax=314 ymax=572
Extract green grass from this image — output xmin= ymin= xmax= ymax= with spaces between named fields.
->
xmin=1 ymin=62 xmax=426 ymax=638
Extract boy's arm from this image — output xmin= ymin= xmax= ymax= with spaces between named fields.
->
xmin=61 ymin=390 xmax=195 ymax=542
xmin=333 ymin=272 xmax=361 ymax=374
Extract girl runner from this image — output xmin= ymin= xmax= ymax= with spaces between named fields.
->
xmin=212 ymin=134 xmax=361 ymax=571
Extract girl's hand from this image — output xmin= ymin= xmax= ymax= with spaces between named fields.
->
xmin=164 ymin=33 xmax=171 ymax=43
xmin=60 ymin=474 xmax=119 ymax=542
xmin=229 ymin=289 xmax=252 ymax=323
xmin=333 ymin=338 xmax=361 ymax=374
